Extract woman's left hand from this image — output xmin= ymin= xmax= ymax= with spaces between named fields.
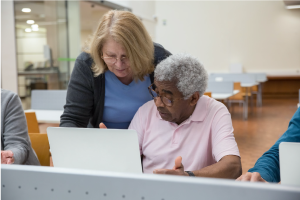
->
xmin=1 ymin=150 xmax=14 ymax=164
xmin=99 ymin=122 xmax=107 ymax=129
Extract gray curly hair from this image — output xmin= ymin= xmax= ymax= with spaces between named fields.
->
xmin=154 ymin=53 xmax=208 ymax=100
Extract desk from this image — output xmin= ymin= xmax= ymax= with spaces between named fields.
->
xmin=2 ymin=164 xmax=300 ymax=200
xmin=18 ymin=67 xmax=62 ymax=93
xmin=18 ymin=70 xmax=58 ymax=76
xmin=254 ymin=80 xmax=267 ymax=107
xmin=264 ymin=76 xmax=300 ymax=99
xmin=24 ymin=109 xmax=63 ymax=124
xmin=212 ymin=90 xmax=239 ymax=100
xmin=241 ymin=83 xmax=258 ymax=120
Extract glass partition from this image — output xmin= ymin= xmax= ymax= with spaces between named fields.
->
xmin=14 ymin=1 xmax=68 ymax=109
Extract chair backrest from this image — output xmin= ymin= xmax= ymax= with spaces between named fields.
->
xmin=25 ymin=112 xmax=40 ymax=133
xmin=206 ymin=81 xmax=234 ymax=93
xmin=233 ymin=82 xmax=242 ymax=90
xmin=228 ymin=82 xmax=243 ymax=100
xmin=29 ymin=133 xmax=50 ymax=166
xmin=204 ymin=92 xmax=212 ymax=97
xmin=229 ymin=64 xmax=243 ymax=73
xmin=209 ymin=73 xmax=256 ymax=84
xmin=31 ymin=90 xmax=67 ymax=110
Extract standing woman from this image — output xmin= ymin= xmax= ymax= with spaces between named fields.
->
xmin=60 ymin=10 xmax=171 ymax=129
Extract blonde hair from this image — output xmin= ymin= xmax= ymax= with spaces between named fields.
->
xmin=85 ymin=10 xmax=154 ymax=81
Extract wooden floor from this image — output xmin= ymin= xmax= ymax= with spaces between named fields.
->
xmin=39 ymin=98 xmax=299 ymax=174
xmin=230 ymin=98 xmax=298 ymax=173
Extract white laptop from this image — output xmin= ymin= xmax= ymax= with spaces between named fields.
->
xmin=279 ymin=142 xmax=300 ymax=187
xmin=47 ymin=127 xmax=142 ymax=174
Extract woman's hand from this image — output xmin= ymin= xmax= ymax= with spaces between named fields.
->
xmin=99 ymin=123 xmax=107 ymax=129
xmin=1 ymin=150 xmax=14 ymax=164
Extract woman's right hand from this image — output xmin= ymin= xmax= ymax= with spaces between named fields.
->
xmin=99 ymin=123 xmax=107 ymax=129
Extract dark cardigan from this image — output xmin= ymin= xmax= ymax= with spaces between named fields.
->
xmin=60 ymin=43 xmax=171 ymax=128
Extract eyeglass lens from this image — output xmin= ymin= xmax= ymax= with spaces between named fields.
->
xmin=103 ymin=57 xmax=128 ymax=64
xmin=149 ymin=84 xmax=172 ymax=106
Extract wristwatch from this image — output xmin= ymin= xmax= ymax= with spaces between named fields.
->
xmin=185 ymin=171 xmax=195 ymax=177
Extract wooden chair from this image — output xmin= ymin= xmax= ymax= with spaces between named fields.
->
xmin=25 ymin=112 xmax=50 ymax=166
xmin=28 ymin=133 xmax=50 ymax=166
xmin=250 ymin=85 xmax=259 ymax=106
xmin=227 ymin=82 xmax=245 ymax=114
xmin=228 ymin=82 xmax=244 ymax=101
xmin=241 ymin=85 xmax=254 ymax=110
xmin=25 ymin=112 xmax=40 ymax=133
xmin=204 ymin=92 xmax=212 ymax=97
xmin=227 ymin=82 xmax=254 ymax=115
xmin=241 ymin=86 xmax=256 ymax=98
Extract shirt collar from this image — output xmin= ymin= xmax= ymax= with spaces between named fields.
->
xmin=190 ymin=95 xmax=208 ymax=122
xmin=155 ymin=95 xmax=208 ymax=122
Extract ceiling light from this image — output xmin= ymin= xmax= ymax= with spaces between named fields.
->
xmin=22 ymin=8 xmax=31 ymax=13
xmin=32 ymin=27 xmax=39 ymax=31
xmin=25 ymin=28 xmax=32 ymax=32
xmin=27 ymin=20 xmax=35 ymax=24
xmin=31 ymin=24 xmax=38 ymax=28
xmin=286 ymin=5 xmax=300 ymax=9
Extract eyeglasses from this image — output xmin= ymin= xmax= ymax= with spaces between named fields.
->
xmin=148 ymin=83 xmax=173 ymax=106
xmin=149 ymin=83 xmax=188 ymax=107
xmin=101 ymin=55 xmax=129 ymax=65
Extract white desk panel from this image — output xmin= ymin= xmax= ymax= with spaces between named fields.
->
xmin=2 ymin=165 xmax=300 ymax=200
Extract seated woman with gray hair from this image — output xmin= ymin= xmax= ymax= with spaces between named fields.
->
xmin=128 ymin=53 xmax=242 ymax=178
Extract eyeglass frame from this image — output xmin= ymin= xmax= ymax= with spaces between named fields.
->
xmin=148 ymin=83 xmax=184 ymax=107
xmin=101 ymin=55 xmax=129 ymax=65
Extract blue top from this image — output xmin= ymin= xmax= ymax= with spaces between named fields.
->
xmin=248 ymin=107 xmax=300 ymax=182
xmin=102 ymin=70 xmax=152 ymax=129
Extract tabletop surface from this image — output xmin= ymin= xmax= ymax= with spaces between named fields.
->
xmin=211 ymin=90 xmax=239 ymax=100
xmin=240 ymin=83 xmax=258 ymax=87
xmin=24 ymin=109 xmax=63 ymax=123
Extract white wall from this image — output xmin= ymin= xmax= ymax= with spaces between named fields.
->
xmin=68 ymin=0 xmax=81 ymax=74
xmin=16 ymin=29 xmax=47 ymax=71
xmin=127 ymin=1 xmax=156 ymax=41
xmin=15 ymin=29 xmax=47 ymax=97
xmin=109 ymin=1 xmax=156 ymax=41
xmin=81 ymin=30 xmax=93 ymax=50
xmin=1 ymin=1 xmax=18 ymax=93
xmin=155 ymin=1 xmax=300 ymax=75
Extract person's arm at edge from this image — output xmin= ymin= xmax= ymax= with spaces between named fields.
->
xmin=243 ymin=108 xmax=300 ymax=182
xmin=2 ymin=92 xmax=30 ymax=164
